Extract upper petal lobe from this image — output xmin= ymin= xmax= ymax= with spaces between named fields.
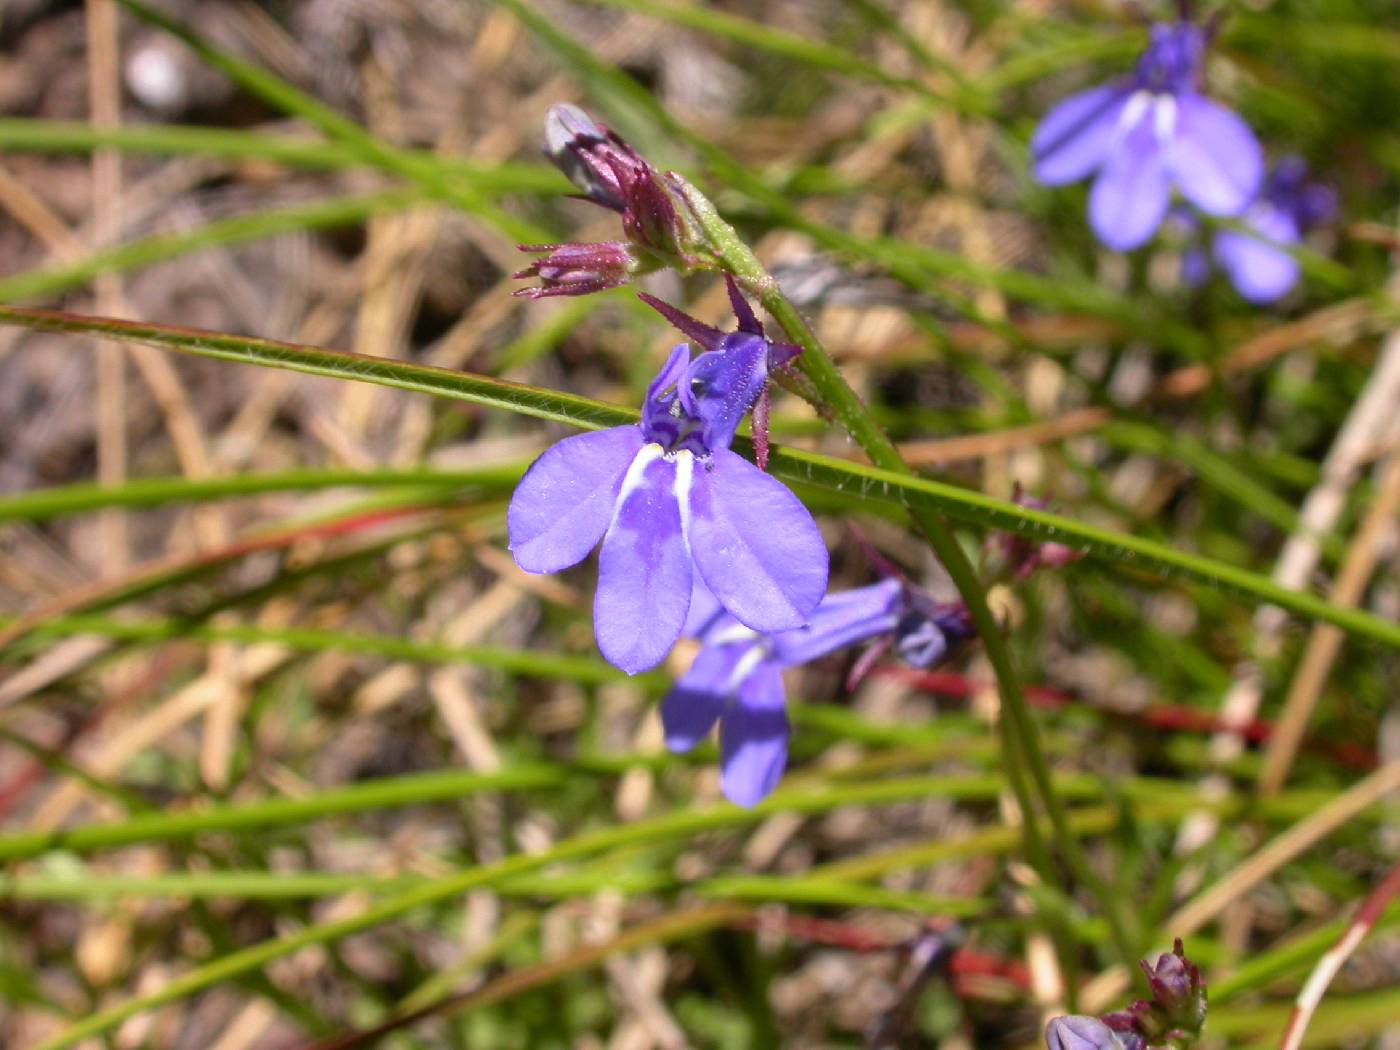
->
xmin=687 ymin=448 xmax=828 ymax=634
xmin=594 ymin=446 xmax=692 ymax=673
xmin=508 ymin=426 xmax=644 ymax=573
xmin=770 ymin=579 xmax=903 ymax=667
xmin=1032 ymin=83 xmax=1132 ymax=187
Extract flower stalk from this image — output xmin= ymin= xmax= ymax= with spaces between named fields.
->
xmin=683 ymin=175 xmax=1144 ymax=983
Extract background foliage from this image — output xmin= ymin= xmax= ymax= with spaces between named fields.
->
xmin=0 ymin=0 xmax=1397 ymax=1047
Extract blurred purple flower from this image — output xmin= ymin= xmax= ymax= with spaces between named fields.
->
xmin=1032 ymin=20 xmax=1263 ymax=251
xmin=508 ymin=308 xmax=826 ymax=675
xmin=1212 ymin=156 xmax=1336 ymax=303
xmin=663 ymin=576 xmax=973 ymax=806
xmin=1045 ymin=1016 xmax=1127 ymax=1050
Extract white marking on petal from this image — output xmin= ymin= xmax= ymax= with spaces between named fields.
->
xmin=672 ymin=449 xmax=695 ymax=551
xmin=710 ymin=622 xmax=762 ymax=647
xmin=615 ymin=443 xmax=664 ymax=509
xmin=1119 ymin=90 xmax=1152 ymax=135
xmin=725 ymin=643 xmax=770 ymax=694
xmin=1153 ymin=93 xmax=1178 ymax=144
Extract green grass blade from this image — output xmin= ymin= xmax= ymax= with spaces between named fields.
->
xmin=12 ymin=612 xmax=644 ymax=689
xmin=0 ymin=119 xmax=569 ymax=193
xmin=0 ymin=189 xmax=426 ymax=304
xmin=576 ymin=0 xmax=965 ymax=109
xmin=0 ymin=462 xmax=529 ymax=521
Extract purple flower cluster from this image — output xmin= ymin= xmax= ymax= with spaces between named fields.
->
xmin=1032 ymin=20 xmax=1262 ymax=252
xmin=1032 ymin=14 xmax=1337 ymax=303
xmin=508 ymin=107 xmax=1087 ymax=806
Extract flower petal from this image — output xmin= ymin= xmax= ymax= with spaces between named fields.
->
xmin=1169 ymin=93 xmax=1263 ymax=216
xmin=770 ymin=579 xmax=903 ymax=667
xmin=594 ymin=446 xmax=691 ymax=674
xmin=1031 ymin=83 xmax=1133 ymax=186
xmin=661 ymin=641 xmax=753 ymax=752
xmin=720 ymin=660 xmax=788 ymax=807
xmin=508 ymin=426 xmax=644 ymax=574
xmin=1214 ymin=204 xmax=1301 ymax=304
xmin=680 ymin=332 xmax=769 ymax=453
xmin=683 ymin=575 xmax=730 ymax=641
xmin=1088 ymin=110 xmax=1170 ymax=250
xmin=688 ymin=448 xmax=828 ymax=633
xmin=640 ymin=343 xmax=693 ymax=448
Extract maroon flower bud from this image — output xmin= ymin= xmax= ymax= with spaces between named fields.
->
xmin=539 ymin=103 xmax=702 ymax=264
xmin=1141 ymin=939 xmax=1207 ymax=1034
xmin=1046 ymin=1016 xmax=1127 ymax=1050
xmin=544 ymin=103 xmax=634 ymax=212
xmin=1102 ymin=1009 xmax=1151 ymax=1050
xmin=513 ymin=241 xmax=636 ymax=299
xmin=986 ymin=483 xmax=1085 ymax=580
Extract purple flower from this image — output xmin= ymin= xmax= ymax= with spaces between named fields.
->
xmin=507 ymin=329 xmax=827 ymax=676
xmin=662 ymin=577 xmax=974 ymax=806
xmin=1032 ymin=20 xmax=1263 ymax=250
xmin=1045 ymin=1016 xmax=1127 ymax=1050
xmin=663 ymin=579 xmax=904 ymax=806
xmin=1212 ymin=156 xmax=1336 ymax=303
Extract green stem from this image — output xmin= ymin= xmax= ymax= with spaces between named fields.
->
xmin=688 ymin=190 xmax=1142 ymax=978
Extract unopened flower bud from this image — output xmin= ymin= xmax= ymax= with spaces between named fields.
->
xmin=513 ymin=241 xmax=636 ymax=299
xmin=894 ymin=600 xmax=972 ymax=669
xmin=1141 ymin=939 xmax=1207 ymax=1034
xmin=538 ymin=103 xmax=703 ymax=264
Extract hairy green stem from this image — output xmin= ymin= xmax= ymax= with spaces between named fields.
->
xmin=688 ymin=189 xmax=1142 ymax=979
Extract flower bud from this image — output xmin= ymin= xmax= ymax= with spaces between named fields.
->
xmin=513 ymin=241 xmax=636 ymax=299
xmin=1141 ymin=939 xmax=1207 ymax=1034
xmin=538 ymin=103 xmax=702 ymax=264
xmin=893 ymin=599 xmax=973 ymax=669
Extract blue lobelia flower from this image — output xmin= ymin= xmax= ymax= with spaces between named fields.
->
xmin=1211 ymin=156 xmax=1336 ymax=303
xmin=507 ymin=328 xmax=828 ymax=676
xmin=662 ymin=578 xmax=974 ymax=806
xmin=1031 ymin=19 xmax=1263 ymax=251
